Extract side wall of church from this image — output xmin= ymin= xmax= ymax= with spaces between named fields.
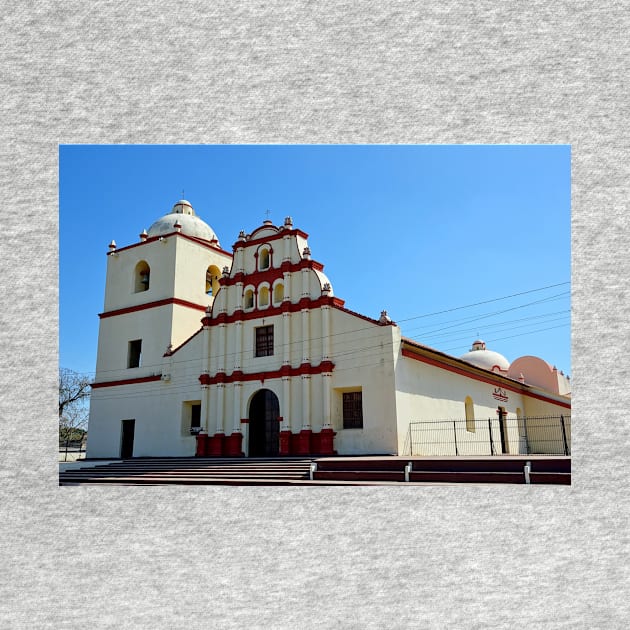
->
xmin=87 ymin=329 xmax=205 ymax=458
xmin=394 ymin=352 xmax=571 ymax=456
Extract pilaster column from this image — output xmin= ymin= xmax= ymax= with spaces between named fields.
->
xmin=322 ymin=373 xmax=332 ymax=429
xmin=301 ymin=308 xmax=310 ymax=365
xmin=218 ymin=323 xmax=227 ymax=374
xmin=282 ymin=311 xmax=291 ymax=366
xmin=201 ymin=383 xmax=210 ymax=433
xmin=216 ymin=383 xmax=225 ymax=434
xmin=235 ymin=281 xmax=243 ymax=312
xmin=200 ymin=308 xmax=212 ymax=433
xmin=282 ymin=376 xmax=291 ymax=431
xmin=233 ymin=320 xmax=243 ymax=372
xmin=236 ymin=247 xmax=245 ymax=274
xmin=321 ymin=304 xmax=331 ymax=361
xmin=301 ymin=373 xmax=311 ymax=429
xmin=233 ymin=382 xmax=242 ymax=433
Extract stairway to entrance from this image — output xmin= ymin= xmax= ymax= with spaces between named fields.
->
xmin=59 ymin=457 xmax=313 ymax=486
xmin=60 ymin=455 xmax=571 ymax=486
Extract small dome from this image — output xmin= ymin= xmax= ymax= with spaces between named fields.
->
xmin=460 ymin=339 xmax=510 ymax=373
xmin=147 ymin=200 xmax=220 ymax=244
xmin=171 ymin=200 xmax=195 ymax=215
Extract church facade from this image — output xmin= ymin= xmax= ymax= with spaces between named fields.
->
xmin=87 ymin=200 xmax=571 ymax=459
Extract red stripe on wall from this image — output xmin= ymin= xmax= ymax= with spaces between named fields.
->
xmin=92 ymin=375 xmax=162 ymax=388
xmin=220 ymin=258 xmax=325 ymax=288
xmin=231 ymin=227 xmax=309 ymax=251
xmin=99 ymin=297 xmax=208 ymax=319
xmin=199 ymin=360 xmax=335 ymax=386
xmin=110 ymin=231 xmax=233 ymax=257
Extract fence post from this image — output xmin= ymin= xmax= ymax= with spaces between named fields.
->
xmin=409 ymin=424 xmax=413 ymax=456
xmin=64 ymin=438 xmax=69 ymax=462
xmin=488 ymin=418 xmax=495 ymax=455
xmin=453 ymin=420 xmax=459 ymax=456
xmin=560 ymin=415 xmax=569 ymax=455
xmin=523 ymin=416 xmax=530 ymax=454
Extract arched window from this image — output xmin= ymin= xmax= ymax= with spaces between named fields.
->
xmin=259 ymin=247 xmax=270 ymax=270
xmin=465 ymin=396 xmax=475 ymax=432
xmin=134 ymin=261 xmax=150 ymax=292
xmin=259 ymin=285 xmax=270 ymax=308
xmin=205 ymin=265 xmax=221 ymax=296
xmin=244 ymin=289 xmax=254 ymax=310
xmin=273 ymin=283 xmax=284 ymax=304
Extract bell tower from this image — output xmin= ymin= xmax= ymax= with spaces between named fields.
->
xmin=93 ymin=200 xmax=233 ymax=385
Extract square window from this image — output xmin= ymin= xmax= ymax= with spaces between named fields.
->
xmin=343 ymin=391 xmax=363 ymax=429
xmin=255 ymin=325 xmax=274 ymax=357
xmin=128 ymin=339 xmax=142 ymax=368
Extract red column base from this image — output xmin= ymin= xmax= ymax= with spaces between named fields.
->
xmin=207 ymin=433 xmax=225 ymax=457
xmin=195 ymin=433 xmax=208 ymax=457
xmin=279 ymin=430 xmax=292 ymax=456
xmin=224 ymin=432 xmax=244 ymax=457
xmin=318 ymin=428 xmax=337 ymax=455
xmin=295 ymin=429 xmax=312 ymax=456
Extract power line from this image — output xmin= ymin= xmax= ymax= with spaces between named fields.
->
xmin=82 ymin=282 xmax=570 ymax=378
xmin=397 ymin=281 xmax=570 ymax=323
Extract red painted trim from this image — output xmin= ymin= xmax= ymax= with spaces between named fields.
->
xmin=200 ymin=360 xmax=335 ymax=386
xmin=92 ymin=374 xmax=162 ymax=388
xmin=232 ymin=227 xmax=309 ymax=251
xmin=220 ymin=258 xmax=325 ymax=288
xmin=401 ymin=347 xmax=571 ymax=409
xmin=108 ymin=231 xmax=233 ymax=257
xmin=205 ymin=295 xmax=345 ymax=326
xmin=100 ymin=297 xmax=208 ymax=319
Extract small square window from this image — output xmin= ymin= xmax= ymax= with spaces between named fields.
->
xmin=128 ymin=339 xmax=142 ymax=368
xmin=255 ymin=325 xmax=274 ymax=357
xmin=343 ymin=391 xmax=363 ymax=429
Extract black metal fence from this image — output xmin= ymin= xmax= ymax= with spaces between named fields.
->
xmin=405 ymin=415 xmax=571 ymax=457
xmin=59 ymin=438 xmax=87 ymax=462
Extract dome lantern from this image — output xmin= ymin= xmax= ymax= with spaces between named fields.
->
xmin=147 ymin=199 xmax=220 ymax=245
xmin=460 ymin=339 xmax=510 ymax=374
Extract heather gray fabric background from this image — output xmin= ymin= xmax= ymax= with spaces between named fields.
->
xmin=1 ymin=2 xmax=628 ymax=628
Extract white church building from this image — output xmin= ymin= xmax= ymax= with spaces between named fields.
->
xmin=87 ymin=200 xmax=571 ymax=459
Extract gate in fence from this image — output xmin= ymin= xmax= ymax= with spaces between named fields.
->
xmin=405 ymin=415 xmax=570 ymax=457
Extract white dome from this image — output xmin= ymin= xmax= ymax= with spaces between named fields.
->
xmin=147 ymin=200 xmax=220 ymax=244
xmin=460 ymin=339 xmax=510 ymax=373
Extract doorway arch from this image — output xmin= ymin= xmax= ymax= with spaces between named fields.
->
xmin=248 ymin=389 xmax=280 ymax=456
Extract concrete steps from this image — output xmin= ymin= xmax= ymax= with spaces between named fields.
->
xmin=60 ymin=456 xmax=571 ymax=486
xmin=59 ymin=458 xmax=313 ymax=486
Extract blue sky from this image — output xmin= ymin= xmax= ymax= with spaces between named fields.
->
xmin=59 ymin=145 xmax=571 ymax=378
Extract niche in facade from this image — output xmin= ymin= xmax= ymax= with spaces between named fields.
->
xmin=259 ymin=246 xmax=270 ymax=270
xmin=205 ymin=265 xmax=221 ymax=296
xmin=134 ymin=261 xmax=150 ymax=292
xmin=273 ymin=283 xmax=284 ymax=304
xmin=258 ymin=285 xmax=270 ymax=307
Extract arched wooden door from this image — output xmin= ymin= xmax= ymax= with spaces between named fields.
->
xmin=248 ymin=389 xmax=280 ymax=456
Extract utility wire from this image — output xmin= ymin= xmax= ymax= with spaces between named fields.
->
xmin=85 ymin=284 xmax=570 ymax=378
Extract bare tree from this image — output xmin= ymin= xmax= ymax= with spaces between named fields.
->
xmin=59 ymin=367 xmax=91 ymax=442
